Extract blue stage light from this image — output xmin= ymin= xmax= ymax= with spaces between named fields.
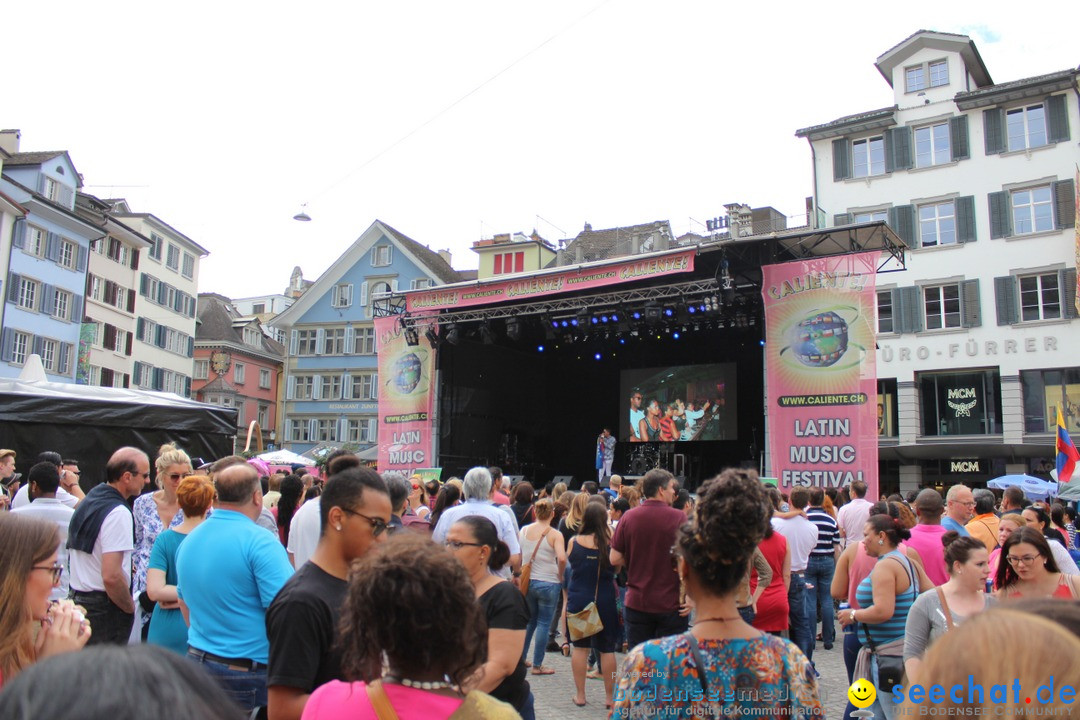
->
xmin=594 ymin=352 xmax=602 ymax=361
xmin=673 ymin=332 xmax=681 ymax=339
xmin=538 ymin=345 xmax=545 ymax=352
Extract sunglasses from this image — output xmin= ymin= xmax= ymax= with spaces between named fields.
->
xmin=167 ymin=473 xmax=184 ymax=481
xmin=32 ymin=563 xmax=64 ymax=584
xmin=340 ymin=508 xmax=389 ymax=536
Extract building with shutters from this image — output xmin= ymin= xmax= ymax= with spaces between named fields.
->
xmin=0 ymin=135 xmax=97 ymax=382
xmin=108 ymin=201 xmax=208 ymax=397
xmin=192 ymin=293 xmax=284 ymax=452
xmin=796 ymin=30 xmax=1079 ymax=494
xmin=272 ymin=220 xmax=469 ymax=454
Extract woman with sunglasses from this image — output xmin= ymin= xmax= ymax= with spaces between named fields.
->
xmin=994 ymin=527 xmax=1080 ymax=600
xmin=406 ymin=475 xmax=431 ymax=521
xmin=132 ymin=444 xmax=191 ymax=639
xmin=446 ymin=516 xmax=534 ymax=720
xmin=0 ymin=514 xmax=91 ymax=687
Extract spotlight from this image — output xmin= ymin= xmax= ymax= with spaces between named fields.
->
xmin=403 ymin=325 xmax=419 ymax=347
xmin=576 ymin=310 xmax=590 ymax=329
xmin=507 ymin=318 xmax=522 ymax=341
xmin=594 ymin=352 xmax=602 ymax=361
xmin=445 ymin=323 xmax=460 ymax=346
xmin=673 ymin=331 xmax=681 ymax=339
xmin=538 ymin=344 xmax=545 ymax=352
xmin=663 ymin=305 xmax=676 ymax=318
xmin=644 ymin=302 xmax=661 ymax=325
xmin=424 ymin=325 xmax=440 ymax=347
xmin=480 ymin=323 xmax=496 ymax=345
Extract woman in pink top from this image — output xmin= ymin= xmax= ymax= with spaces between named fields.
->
xmin=301 ymin=533 xmax=519 ymax=720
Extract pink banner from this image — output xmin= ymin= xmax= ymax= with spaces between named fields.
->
xmin=762 ymin=252 xmax=879 ymax=496
xmin=375 ymin=315 xmax=437 ymax=472
xmin=406 ymin=248 xmax=696 ymax=312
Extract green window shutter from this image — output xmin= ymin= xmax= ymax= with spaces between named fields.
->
xmin=983 ymin=108 xmax=1005 ymax=155
xmin=1054 ymin=178 xmax=1076 ymax=229
xmin=832 ymin=138 xmax=851 ymax=181
xmin=833 ymin=213 xmax=852 ymax=227
xmin=889 ymin=205 xmax=917 ymax=248
xmin=961 ymin=279 xmax=982 ymax=328
xmin=994 ymin=276 xmax=1019 ymax=326
xmin=950 ymin=115 xmax=970 ymax=160
xmin=988 ymin=191 xmax=1012 ymax=239
xmin=1060 ymin=268 xmax=1077 ymax=320
xmin=897 ymin=286 xmax=924 ymax=333
xmin=956 ymin=196 xmax=976 ymax=243
xmin=1047 ymin=94 xmax=1070 ymax=144
xmin=886 ymin=127 xmax=912 ymax=172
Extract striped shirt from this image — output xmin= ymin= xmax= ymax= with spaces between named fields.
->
xmin=806 ymin=507 xmax=839 ymax=558
xmin=855 ymin=550 xmax=918 ymax=645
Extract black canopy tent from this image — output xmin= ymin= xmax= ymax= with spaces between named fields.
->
xmin=0 ymin=378 xmax=237 ymax=487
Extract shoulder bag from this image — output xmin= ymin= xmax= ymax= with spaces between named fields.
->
xmin=566 ymin=551 xmax=604 ymax=641
xmin=518 ymin=527 xmax=550 ymax=596
xmin=934 ymin=587 xmax=955 ymax=630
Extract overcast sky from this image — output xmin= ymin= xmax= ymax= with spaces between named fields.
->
xmin=5 ymin=2 xmax=1077 ymax=298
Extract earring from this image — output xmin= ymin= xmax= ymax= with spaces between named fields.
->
xmin=957 ymin=569 xmax=963 ymax=575
xmin=336 ymin=525 xmax=343 ymax=531
xmin=877 ymin=539 xmax=884 ymax=546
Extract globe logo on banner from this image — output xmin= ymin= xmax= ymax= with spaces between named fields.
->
xmin=788 ymin=310 xmax=849 ymax=367
xmin=393 ymin=352 xmax=424 ymax=395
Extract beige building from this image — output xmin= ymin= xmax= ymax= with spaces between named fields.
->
xmin=471 ymin=232 xmax=554 ymax=280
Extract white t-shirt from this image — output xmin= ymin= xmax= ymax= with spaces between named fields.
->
xmin=11 ymin=484 xmax=78 ymax=509
xmin=287 ymin=497 xmax=321 ymax=569
xmin=68 ymin=505 xmax=134 ymax=593
xmin=771 ymin=515 xmax=819 ymax=572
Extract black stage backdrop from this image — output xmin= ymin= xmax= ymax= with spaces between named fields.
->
xmin=435 ymin=323 xmax=764 ymax=491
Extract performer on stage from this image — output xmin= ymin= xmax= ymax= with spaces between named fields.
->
xmin=597 ymin=429 xmax=617 ymax=483
xmin=628 ymin=392 xmax=645 ymax=442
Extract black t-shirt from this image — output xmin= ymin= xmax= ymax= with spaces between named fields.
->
xmin=478 ymin=580 xmax=530 ymax=709
xmin=266 ymin=562 xmax=348 ymax=692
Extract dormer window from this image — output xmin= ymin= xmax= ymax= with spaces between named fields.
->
xmin=905 ymin=59 xmax=948 ymax=93
xmin=43 ymin=177 xmax=59 ymax=202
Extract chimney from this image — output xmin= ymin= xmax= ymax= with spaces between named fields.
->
xmin=583 ymin=222 xmax=592 ymax=232
xmin=0 ymin=129 xmax=20 ymax=155
xmin=438 ymin=249 xmax=452 ymax=266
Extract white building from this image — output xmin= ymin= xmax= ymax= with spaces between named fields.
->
xmin=109 ymin=201 xmax=208 ymax=397
xmin=796 ymin=31 xmax=1078 ymax=494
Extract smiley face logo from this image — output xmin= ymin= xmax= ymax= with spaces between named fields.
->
xmin=848 ymin=679 xmax=876 ymax=708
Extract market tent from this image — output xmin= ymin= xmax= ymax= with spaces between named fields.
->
xmin=0 ymin=376 xmax=236 ymax=486
xmin=257 ymin=449 xmax=311 ymax=465
xmin=988 ymin=474 xmax=1057 ymax=500
xmin=1058 ymin=482 xmax=1080 ymax=501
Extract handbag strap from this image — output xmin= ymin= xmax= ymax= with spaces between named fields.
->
xmin=526 ymin=528 xmax=550 ymax=567
xmin=366 ymin=680 xmax=402 ymax=720
xmin=683 ymin=632 xmax=710 ymax=697
xmin=935 ymin=587 xmax=955 ymax=630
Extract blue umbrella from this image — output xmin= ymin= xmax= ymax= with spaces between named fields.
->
xmin=988 ymin=474 xmax=1057 ymax=500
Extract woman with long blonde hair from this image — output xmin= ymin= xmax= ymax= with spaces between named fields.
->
xmin=0 ymin=514 xmax=90 ymax=686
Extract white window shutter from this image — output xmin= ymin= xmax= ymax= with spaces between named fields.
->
xmin=315 ymin=328 xmax=326 ymax=354
xmin=343 ymin=373 xmax=353 ymax=398
xmin=287 ymin=375 xmax=296 ymax=399
xmin=360 ymin=282 xmax=369 ymax=311
xmin=390 ymin=279 xmax=398 ymax=293
xmin=308 ymin=419 xmax=318 ymax=440
xmin=338 ymin=418 xmax=349 ymax=442
xmin=372 ymin=372 xmax=379 ymax=399
xmin=312 ymin=375 xmax=323 ymax=398
xmin=344 ymin=325 xmax=354 ymax=354
xmin=289 ymin=330 xmax=298 ymax=356
xmin=369 ymin=418 xmax=378 ymax=441
xmin=387 ymin=246 xmax=393 ymax=265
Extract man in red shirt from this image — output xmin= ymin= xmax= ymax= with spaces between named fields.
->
xmin=610 ymin=468 xmax=687 ymax=650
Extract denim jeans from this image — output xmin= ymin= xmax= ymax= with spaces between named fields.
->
xmin=624 ymin=606 xmax=689 ymax=651
xmin=72 ymin=591 xmax=133 ymax=646
xmin=524 ymin=580 xmax=561 ymax=667
xmin=843 ymin=624 xmax=859 ymax=683
xmin=787 ymin=572 xmax=812 ymax=660
xmin=187 ymin=648 xmax=267 ymax=712
xmin=805 ymin=555 xmax=836 ymax=647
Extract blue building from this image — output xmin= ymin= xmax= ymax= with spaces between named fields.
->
xmin=1 ymin=149 xmax=97 ymax=381
xmin=272 ymin=220 xmax=469 ymax=454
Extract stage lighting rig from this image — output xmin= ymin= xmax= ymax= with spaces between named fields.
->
xmin=398 ymin=316 xmax=420 ymax=347
xmin=506 ymin=317 xmax=522 ymax=341
xmin=479 ymin=322 xmax=496 ymax=345
xmin=425 ymin=324 xmax=441 ymax=347
xmin=445 ymin=323 xmax=460 ymax=346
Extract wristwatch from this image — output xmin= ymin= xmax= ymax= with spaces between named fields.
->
xmin=512 ymin=571 xmax=522 ymax=578
xmin=849 ymin=609 xmax=858 ymax=623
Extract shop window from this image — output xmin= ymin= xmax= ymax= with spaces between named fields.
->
xmin=1020 ymin=367 xmax=1080 ymax=434
xmin=919 ymin=369 xmax=1001 ymax=436
xmin=877 ymin=379 xmax=898 ymax=437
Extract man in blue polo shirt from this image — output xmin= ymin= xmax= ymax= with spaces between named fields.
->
xmin=177 ymin=458 xmax=293 ymax=712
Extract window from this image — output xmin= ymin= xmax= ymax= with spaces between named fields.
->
xmin=148 ymin=233 xmax=163 ymax=260
xmin=252 ymin=303 xmax=265 ymax=314
xmin=1006 ymin=104 xmax=1047 ymax=152
xmin=234 ymin=363 xmax=246 ymax=384
xmin=351 ymin=373 xmax=378 ymax=400
xmin=1012 ymin=186 xmax=1054 ymax=235
xmin=17 ymin=278 xmax=38 ymax=311
xmin=353 ymin=327 xmax=376 ymax=355
xmin=878 ymin=379 xmax=898 ymax=437
xmin=194 ymin=360 xmax=209 ymax=380
xmin=411 ymin=278 xmax=431 ymax=290
xmin=52 ymin=290 xmax=71 ymax=321
xmin=919 ymin=369 xmax=1001 ymax=436
xmin=852 ymin=136 xmax=885 ymax=178
xmin=259 ymin=368 xmax=271 ymax=389
xmin=1019 ymin=273 xmax=1061 ymax=322
xmin=166 ymin=243 xmax=180 ymax=271
xmin=26 ymin=226 xmax=46 ymax=258
xmin=316 ymin=419 xmax=336 ymax=442
xmin=372 ymin=245 xmax=392 ymax=267
xmin=914 ymin=123 xmax=951 ymax=168
xmin=319 ymin=374 xmax=341 ymax=400
xmin=493 ymin=252 xmax=525 ymax=275
xmin=58 ymin=240 xmax=76 ymax=269
xmin=332 ymin=284 xmax=353 ymax=308
xmin=854 ymin=210 xmax=888 ymax=224
xmin=877 ymin=291 xmax=894 ymax=333
xmin=293 ymin=375 xmax=314 ymax=400
xmin=905 ymin=59 xmax=948 ymax=92
xmin=162 ymin=371 xmax=188 ymax=396
xmin=43 ymin=177 xmax=60 ymax=202
xmin=906 ymin=65 xmax=926 ymax=92
xmin=924 ymin=284 xmax=962 ymax=330
xmin=929 ymin=60 xmax=948 ymax=88
xmin=10 ymin=332 xmax=29 ymax=365
xmin=243 ymin=326 xmax=261 ymax=348
xmin=347 ymin=418 xmax=377 ymax=443
xmin=323 ymin=328 xmax=345 ymax=355
xmin=289 ymin=418 xmax=311 ymax=442
xmin=918 ymin=201 xmax=956 ymax=247
xmin=134 ymin=363 xmax=153 ymax=389
xmin=297 ymin=330 xmax=318 ymax=356
xmin=40 ymin=339 xmax=57 ymax=371
xmin=258 ymin=404 xmax=268 ymax=427
xmin=1021 ymin=368 xmax=1080 ymax=433
xmin=108 ymin=328 xmax=129 ymax=354
xmin=182 ymin=253 xmax=194 ymax=279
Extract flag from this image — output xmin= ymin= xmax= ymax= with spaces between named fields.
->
xmin=1056 ymin=407 xmax=1080 ymax=484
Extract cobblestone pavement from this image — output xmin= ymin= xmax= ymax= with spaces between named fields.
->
xmin=529 ymin=637 xmax=850 ymax=719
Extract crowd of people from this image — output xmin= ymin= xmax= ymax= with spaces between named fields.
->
xmin=0 ymin=443 xmax=1078 ymax=719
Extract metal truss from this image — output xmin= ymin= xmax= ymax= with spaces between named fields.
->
xmin=374 ymin=278 xmax=726 ymax=324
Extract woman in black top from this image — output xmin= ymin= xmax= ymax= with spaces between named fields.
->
xmin=446 ymin=516 xmax=534 ymax=720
